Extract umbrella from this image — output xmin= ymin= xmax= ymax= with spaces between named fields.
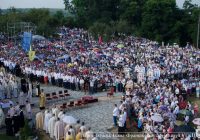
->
xmin=193 ymin=118 xmax=200 ymax=126
xmin=151 ymin=114 xmax=164 ymax=122
xmin=159 ymin=105 xmax=168 ymax=111
xmin=174 ymin=125 xmax=195 ymax=133
xmin=179 ymin=109 xmax=193 ymax=116
xmin=117 ymin=44 xmax=124 ymax=48
xmin=62 ymin=116 xmax=77 ymax=125
xmin=93 ymin=48 xmax=100 ymax=52
xmin=175 ymin=120 xmax=184 ymax=126
xmin=67 ymin=63 xmax=74 ymax=67
xmin=71 ymin=68 xmax=79 ymax=74
xmin=32 ymin=35 xmax=45 ymax=41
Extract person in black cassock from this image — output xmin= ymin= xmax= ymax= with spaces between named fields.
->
xmin=5 ymin=114 xmax=13 ymax=136
xmin=14 ymin=63 xmax=21 ymax=77
xmin=21 ymin=78 xmax=27 ymax=93
xmin=19 ymin=106 xmax=25 ymax=128
xmin=12 ymin=112 xmax=20 ymax=134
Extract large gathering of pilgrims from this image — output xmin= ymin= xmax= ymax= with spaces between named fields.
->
xmin=0 ymin=27 xmax=199 ymax=140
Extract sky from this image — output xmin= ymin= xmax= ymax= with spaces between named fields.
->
xmin=0 ymin=0 xmax=65 ymax=9
xmin=0 ymin=0 xmax=199 ymax=9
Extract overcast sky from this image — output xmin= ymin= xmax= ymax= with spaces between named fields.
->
xmin=0 ymin=0 xmax=199 ymax=9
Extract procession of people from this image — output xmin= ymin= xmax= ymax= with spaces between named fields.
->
xmin=35 ymin=105 xmax=98 ymax=140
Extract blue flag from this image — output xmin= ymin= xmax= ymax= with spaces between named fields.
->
xmin=22 ymin=32 xmax=32 ymax=52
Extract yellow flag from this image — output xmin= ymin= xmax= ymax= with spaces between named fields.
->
xmin=28 ymin=46 xmax=35 ymax=61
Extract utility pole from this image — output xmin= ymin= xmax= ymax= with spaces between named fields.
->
xmin=197 ymin=14 xmax=200 ymax=48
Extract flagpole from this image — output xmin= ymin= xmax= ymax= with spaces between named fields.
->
xmin=197 ymin=14 xmax=200 ymax=48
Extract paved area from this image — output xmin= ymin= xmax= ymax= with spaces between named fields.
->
xmin=1 ymin=83 xmax=122 ymax=140
xmin=36 ymin=84 xmax=122 ymax=140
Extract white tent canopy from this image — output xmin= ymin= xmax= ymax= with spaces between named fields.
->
xmin=32 ymin=35 xmax=46 ymax=41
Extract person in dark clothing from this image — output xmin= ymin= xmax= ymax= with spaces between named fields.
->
xmin=12 ymin=112 xmax=20 ymax=134
xmin=14 ymin=64 xmax=21 ymax=77
xmin=29 ymin=73 xmax=34 ymax=83
xmin=51 ymin=77 xmax=56 ymax=85
xmin=5 ymin=114 xmax=13 ymax=136
xmin=21 ymin=78 xmax=27 ymax=93
xmin=36 ymin=81 xmax=41 ymax=97
xmin=94 ymin=80 xmax=98 ymax=93
xmin=19 ymin=107 xmax=25 ymax=128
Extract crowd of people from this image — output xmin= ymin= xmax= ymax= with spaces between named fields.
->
xmin=0 ymin=66 xmax=19 ymax=100
xmin=0 ymin=27 xmax=199 ymax=95
xmin=113 ymin=77 xmax=200 ymax=139
xmin=0 ymin=100 xmax=30 ymax=136
xmin=0 ymin=65 xmax=34 ymax=105
xmin=36 ymin=105 xmax=98 ymax=140
xmin=0 ymin=27 xmax=200 ymax=139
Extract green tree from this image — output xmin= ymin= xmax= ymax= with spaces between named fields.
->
xmin=141 ymin=0 xmax=178 ymax=43
xmin=0 ymin=8 xmax=2 ymax=15
xmin=119 ymin=0 xmax=146 ymax=27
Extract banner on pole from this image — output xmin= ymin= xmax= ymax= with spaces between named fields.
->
xmin=22 ymin=32 xmax=32 ymax=52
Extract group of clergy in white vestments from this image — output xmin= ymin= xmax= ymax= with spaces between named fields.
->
xmin=0 ymin=71 xmax=19 ymax=100
xmin=36 ymin=105 xmax=98 ymax=140
xmin=0 ymin=67 xmax=33 ymax=107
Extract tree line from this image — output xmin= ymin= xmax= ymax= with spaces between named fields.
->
xmin=64 ymin=0 xmax=200 ymax=46
xmin=0 ymin=0 xmax=199 ymax=46
xmin=0 ymin=7 xmax=75 ymax=37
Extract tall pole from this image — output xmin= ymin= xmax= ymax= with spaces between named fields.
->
xmin=197 ymin=14 xmax=200 ymax=48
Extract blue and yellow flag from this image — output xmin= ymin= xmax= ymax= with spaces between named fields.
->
xmin=28 ymin=45 xmax=35 ymax=61
xmin=22 ymin=32 xmax=32 ymax=52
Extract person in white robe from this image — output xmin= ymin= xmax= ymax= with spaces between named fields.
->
xmin=91 ymin=134 xmax=98 ymax=140
xmin=27 ymin=81 xmax=33 ymax=102
xmin=8 ymin=104 xmax=15 ymax=117
xmin=85 ymin=127 xmax=94 ymax=140
xmin=14 ymin=102 xmax=20 ymax=114
xmin=35 ymin=111 xmax=44 ymax=130
xmin=0 ymin=82 xmax=4 ymax=99
xmin=48 ymin=114 xmax=57 ymax=138
xmin=25 ymin=101 xmax=32 ymax=120
xmin=58 ymin=110 xmax=64 ymax=119
xmin=18 ymin=91 xmax=25 ymax=106
xmin=54 ymin=118 xmax=65 ymax=140
xmin=43 ymin=109 xmax=48 ymax=130
xmin=64 ymin=124 xmax=70 ymax=137
xmin=13 ymin=80 xmax=18 ymax=98
xmin=6 ymin=82 xmax=11 ymax=99
xmin=80 ymin=122 xmax=87 ymax=134
xmin=52 ymin=105 xmax=59 ymax=118
xmin=154 ymin=67 xmax=160 ymax=80
xmin=27 ymin=90 xmax=32 ymax=103
xmin=147 ymin=68 xmax=154 ymax=82
xmin=0 ymin=106 xmax=5 ymax=127
xmin=74 ymin=120 xmax=81 ymax=135
xmin=43 ymin=110 xmax=52 ymax=133
xmin=137 ymin=71 xmax=145 ymax=84
xmin=68 ymin=125 xmax=76 ymax=139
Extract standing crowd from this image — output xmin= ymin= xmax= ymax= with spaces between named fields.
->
xmin=0 ymin=27 xmax=199 ymax=140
